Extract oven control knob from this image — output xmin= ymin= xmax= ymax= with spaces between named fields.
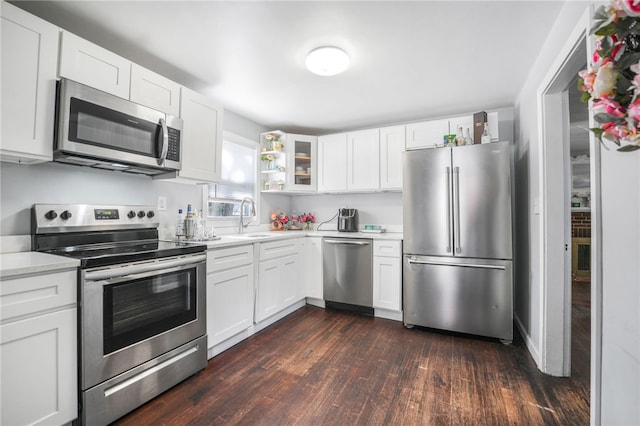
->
xmin=60 ymin=210 xmax=73 ymax=220
xmin=147 ymin=210 xmax=155 ymax=219
xmin=137 ymin=210 xmax=146 ymax=218
xmin=127 ymin=210 xmax=136 ymax=219
xmin=44 ymin=210 xmax=57 ymax=220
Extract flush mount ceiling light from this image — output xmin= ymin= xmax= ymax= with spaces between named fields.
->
xmin=305 ymin=46 xmax=350 ymax=76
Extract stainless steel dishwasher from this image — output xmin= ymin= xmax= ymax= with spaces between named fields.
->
xmin=322 ymin=238 xmax=373 ymax=315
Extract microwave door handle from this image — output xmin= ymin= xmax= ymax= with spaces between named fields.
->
xmin=157 ymin=117 xmax=169 ymax=166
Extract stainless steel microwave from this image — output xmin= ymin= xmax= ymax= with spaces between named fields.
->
xmin=54 ymin=78 xmax=182 ymax=176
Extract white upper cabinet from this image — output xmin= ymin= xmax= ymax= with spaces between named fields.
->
xmin=176 ymin=87 xmax=223 ymax=182
xmin=1 ymin=2 xmax=59 ymax=164
xmin=287 ymin=133 xmax=317 ymax=192
xmin=317 ymin=132 xmax=348 ymax=192
xmin=405 ymin=118 xmax=450 ymax=149
xmin=347 ymin=128 xmax=380 ymax=191
xmin=379 ymin=125 xmax=405 ymax=190
xmin=59 ymin=30 xmax=131 ymax=99
xmin=448 ymin=114 xmax=474 ymax=141
xmin=130 ymin=64 xmax=181 ymax=116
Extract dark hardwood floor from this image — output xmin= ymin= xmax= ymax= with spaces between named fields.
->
xmin=114 ymin=298 xmax=590 ymax=426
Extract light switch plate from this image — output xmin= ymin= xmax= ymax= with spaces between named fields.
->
xmin=157 ymin=196 xmax=167 ymax=211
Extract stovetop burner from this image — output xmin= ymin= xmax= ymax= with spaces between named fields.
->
xmin=32 ymin=204 xmax=206 ymax=268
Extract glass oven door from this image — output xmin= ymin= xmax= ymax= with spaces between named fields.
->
xmin=103 ymin=268 xmax=196 ymax=355
xmin=81 ymin=254 xmax=206 ymax=390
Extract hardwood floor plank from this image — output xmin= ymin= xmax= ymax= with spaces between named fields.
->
xmin=113 ymin=306 xmax=589 ymax=425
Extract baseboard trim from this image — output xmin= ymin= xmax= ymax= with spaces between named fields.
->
xmin=514 ymin=312 xmax=542 ymax=369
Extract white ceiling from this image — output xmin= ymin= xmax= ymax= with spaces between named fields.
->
xmin=13 ymin=0 xmax=566 ymax=135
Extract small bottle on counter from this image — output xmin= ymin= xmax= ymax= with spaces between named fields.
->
xmin=481 ymin=122 xmax=492 ymax=144
xmin=175 ymin=209 xmax=185 ymax=239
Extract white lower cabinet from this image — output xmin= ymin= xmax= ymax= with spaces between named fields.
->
xmin=255 ymin=239 xmax=301 ymax=322
xmin=373 ymin=240 xmax=403 ymax=318
xmin=302 ymin=237 xmax=323 ymax=300
xmin=1 ymin=268 xmax=78 ymax=426
xmin=206 ymin=245 xmax=254 ymax=351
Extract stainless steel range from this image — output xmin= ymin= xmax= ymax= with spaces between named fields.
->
xmin=31 ymin=204 xmax=207 ymax=426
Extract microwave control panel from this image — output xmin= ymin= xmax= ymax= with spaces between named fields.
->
xmin=167 ymin=128 xmax=180 ymax=161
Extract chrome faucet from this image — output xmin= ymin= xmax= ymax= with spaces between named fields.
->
xmin=238 ymin=197 xmax=256 ymax=234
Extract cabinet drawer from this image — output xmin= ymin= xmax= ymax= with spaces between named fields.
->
xmin=259 ymin=239 xmax=298 ymax=261
xmin=207 ymin=244 xmax=254 ymax=274
xmin=1 ymin=270 xmax=77 ymax=322
xmin=373 ymin=240 xmax=402 ymax=257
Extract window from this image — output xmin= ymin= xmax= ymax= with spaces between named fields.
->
xmin=206 ymin=133 xmax=257 ymax=219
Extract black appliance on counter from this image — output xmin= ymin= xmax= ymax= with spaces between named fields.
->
xmin=337 ymin=208 xmax=359 ymax=232
xmin=31 ymin=204 xmax=207 ymax=426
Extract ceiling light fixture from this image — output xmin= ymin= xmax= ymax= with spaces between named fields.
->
xmin=305 ymin=46 xmax=350 ymax=76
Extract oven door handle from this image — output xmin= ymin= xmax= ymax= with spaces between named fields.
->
xmin=84 ymin=253 xmax=206 ymax=282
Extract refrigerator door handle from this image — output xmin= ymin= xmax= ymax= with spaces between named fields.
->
xmin=445 ymin=166 xmax=452 ymax=253
xmin=406 ymin=257 xmax=506 ymax=270
xmin=453 ymin=166 xmax=461 ymax=254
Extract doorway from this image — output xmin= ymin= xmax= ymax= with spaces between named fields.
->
xmin=567 ymin=70 xmax=591 ymax=396
xmin=537 ymin=6 xmax=601 ymax=424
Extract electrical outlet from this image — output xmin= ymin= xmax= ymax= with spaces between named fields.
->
xmin=157 ymin=196 xmax=167 ymax=211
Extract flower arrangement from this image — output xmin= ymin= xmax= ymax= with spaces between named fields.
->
xmin=300 ymin=212 xmax=315 ymax=230
xmin=261 ymin=153 xmax=275 ymax=162
xmin=578 ymin=0 xmax=640 ymax=151
xmin=270 ymin=210 xmax=289 ymax=231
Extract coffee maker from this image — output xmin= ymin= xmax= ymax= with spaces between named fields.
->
xmin=337 ymin=208 xmax=359 ymax=232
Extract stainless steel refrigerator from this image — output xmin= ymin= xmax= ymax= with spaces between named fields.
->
xmin=402 ymin=141 xmax=513 ymax=342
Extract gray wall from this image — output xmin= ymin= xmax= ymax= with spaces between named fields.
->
xmin=0 ymin=110 xmax=270 ymax=238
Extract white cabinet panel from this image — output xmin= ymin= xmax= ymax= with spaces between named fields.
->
xmin=257 ymin=258 xmax=281 ymax=321
xmin=130 ymin=64 xmax=181 ymax=116
xmin=259 ymin=239 xmax=298 ymax=261
xmin=347 ymin=128 xmax=380 ymax=191
xmin=317 ymin=133 xmax=347 ymax=192
xmin=304 ymin=237 xmax=323 ymax=299
xmin=1 ymin=266 xmax=77 ymax=426
xmin=59 ymin=31 xmax=131 ymax=99
xmin=177 ymin=87 xmax=223 ymax=182
xmin=379 ymin=125 xmax=405 ymax=190
xmin=281 ymin=254 xmax=299 ymax=306
xmin=1 ymin=308 xmax=77 ymax=426
xmin=1 ymin=3 xmax=58 ymax=164
xmin=373 ymin=240 xmax=402 ymax=312
xmin=206 ymin=244 xmax=253 ymax=274
xmin=207 ymin=264 xmax=254 ymax=347
xmin=373 ymin=256 xmax=401 ymax=311
xmin=0 ymin=270 xmax=76 ymax=321
xmin=406 ymin=119 xmax=449 ymax=149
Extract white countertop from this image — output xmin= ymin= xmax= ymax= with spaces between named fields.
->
xmin=184 ymin=230 xmax=403 ymax=250
xmin=0 ymin=251 xmax=80 ymax=279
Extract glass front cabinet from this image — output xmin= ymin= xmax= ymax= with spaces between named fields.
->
xmin=260 ymin=131 xmax=317 ymax=193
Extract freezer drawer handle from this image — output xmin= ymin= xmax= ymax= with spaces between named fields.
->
xmin=406 ymin=257 xmax=506 ymax=270
xmin=324 ymin=239 xmax=370 ymax=246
